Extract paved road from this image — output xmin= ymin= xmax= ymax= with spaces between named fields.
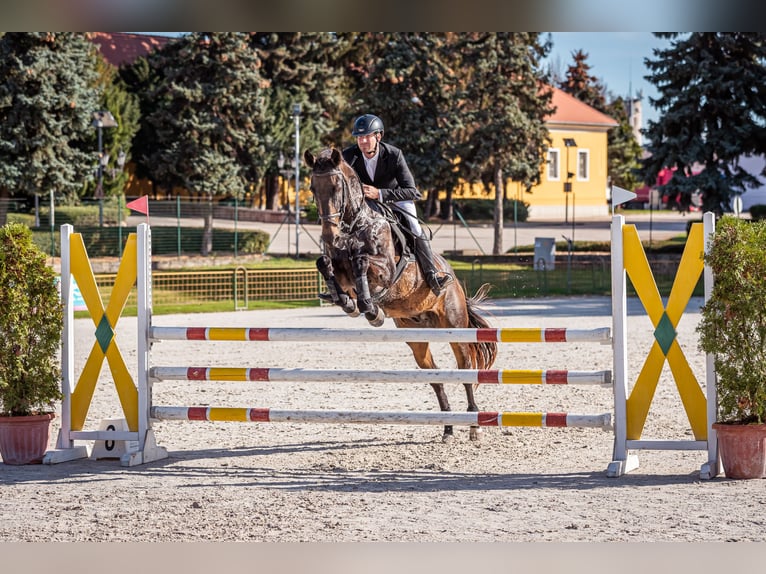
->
xmin=128 ymin=210 xmax=700 ymax=258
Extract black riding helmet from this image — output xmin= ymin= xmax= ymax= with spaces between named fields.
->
xmin=351 ymin=114 xmax=384 ymax=137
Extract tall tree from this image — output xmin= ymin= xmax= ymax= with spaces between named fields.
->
xmin=0 ymin=32 xmax=102 ymax=224
xmin=454 ymin=33 xmax=554 ymax=255
xmin=642 ymin=33 xmax=766 ymax=214
xmin=251 ymin=32 xmax=345 ymax=210
xmin=559 ymin=49 xmax=607 ymax=110
xmin=342 ymin=33 xmax=462 ymax=220
xmin=87 ymin=43 xmax=140 ymax=203
xmin=144 ymin=33 xmax=267 ymax=253
xmin=604 ymin=96 xmax=643 ymax=192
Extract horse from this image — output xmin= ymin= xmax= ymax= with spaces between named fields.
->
xmin=304 ymin=147 xmax=498 ymax=442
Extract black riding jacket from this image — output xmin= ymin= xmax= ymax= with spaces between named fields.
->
xmin=342 ymin=141 xmax=422 ymax=203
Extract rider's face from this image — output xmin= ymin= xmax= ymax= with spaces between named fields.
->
xmin=356 ymin=133 xmax=380 ymax=157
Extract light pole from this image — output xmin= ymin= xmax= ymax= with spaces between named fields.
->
xmin=92 ymin=110 xmax=118 ymax=227
xmin=292 ymin=104 xmax=301 ymax=259
xmin=563 ymin=137 xmax=577 ymax=229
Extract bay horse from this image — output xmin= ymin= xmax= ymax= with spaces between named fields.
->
xmin=304 ymin=147 xmax=498 ymax=441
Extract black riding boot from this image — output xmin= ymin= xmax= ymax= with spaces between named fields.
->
xmin=415 ymin=234 xmax=453 ymax=296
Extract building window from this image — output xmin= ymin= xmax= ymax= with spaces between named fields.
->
xmin=577 ymin=150 xmax=589 ymax=181
xmin=547 ymin=149 xmax=560 ymax=180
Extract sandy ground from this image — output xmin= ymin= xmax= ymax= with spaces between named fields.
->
xmin=2 ymin=296 xmax=765 ymax=544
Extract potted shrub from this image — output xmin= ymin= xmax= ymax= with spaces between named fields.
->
xmin=698 ymin=215 xmax=766 ymax=478
xmin=0 ymin=223 xmax=63 ymax=464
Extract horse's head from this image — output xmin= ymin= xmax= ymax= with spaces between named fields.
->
xmin=304 ymin=148 xmax=364 ymax=241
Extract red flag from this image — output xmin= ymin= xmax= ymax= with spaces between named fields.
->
xmin=126 ymin=195 xmax=149 ymax=215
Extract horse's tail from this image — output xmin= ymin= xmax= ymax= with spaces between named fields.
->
xmin=465 ymin=283 xmax=498 ymax=369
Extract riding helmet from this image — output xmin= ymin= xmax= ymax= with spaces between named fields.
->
xmin=351 ymin=114 xmax=384 ymax=137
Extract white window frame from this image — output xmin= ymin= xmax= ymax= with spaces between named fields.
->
xmin=577 ymin=149 xmax=589 ymax=181
xmin=547 ymin=148 xmax=560 ymax=181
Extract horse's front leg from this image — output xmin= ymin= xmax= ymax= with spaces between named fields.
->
xmin=316 ymin=255 xmax=359 ymax=317
xmin=352 ymin=254 xmax=385 ymax=327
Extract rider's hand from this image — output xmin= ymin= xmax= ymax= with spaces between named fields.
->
xmin=362 ymin=185 xmax=380 ymax=200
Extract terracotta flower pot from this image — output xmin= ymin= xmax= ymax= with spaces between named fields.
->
xmin=0 ymin=413 xmax=55 ymax=465
xmin=713 ymin=422 xmax=766 ymax=479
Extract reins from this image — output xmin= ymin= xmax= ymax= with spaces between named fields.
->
xmin=311 ymin=168 xmax=366 ymax=233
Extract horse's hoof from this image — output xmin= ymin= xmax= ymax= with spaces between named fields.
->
xmin=341 ymin=300 xmax=360 ymax=317
xmin=441 ymin=433 xmax=455 ymax=444
xmin=366 ymin=307 xmax=385 ymax=327
xmin=469 ymin=427 xmax=482 ymax=442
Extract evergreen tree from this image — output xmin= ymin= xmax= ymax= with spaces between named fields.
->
xmin=119 ymin=54 xmax=161 ymax=192
xmin=251 ymin=32 xmax=345 ymax=210
xmin=143 ymin=33 xmax=267 ymax=253
xmin=88 ymin=42 xmax=140 ymax=203
xmin=643 ymin=33 xmax=766 ymax=214
xmin=604 ymin=96 xmax=642 ymax=192
xmin=453 ymin=33 xmax=554 ymax=255
xmin=342 ymin=33 xmax=462 ymax=220
xmin=559 ymin=49 xmax=607 ymax=110
xmin=0 ymin=32 xmax=102 ymax=224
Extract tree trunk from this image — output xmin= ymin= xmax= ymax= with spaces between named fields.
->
xmin=443 ymin=188 xmax=454 ymax=221
xmin=201 ymin=195 xmax=214 ymax=256
xmin=265 ymin=173 xmax=280 ymax=210
xmin=493 ymin=165 xmax=504 ymax=255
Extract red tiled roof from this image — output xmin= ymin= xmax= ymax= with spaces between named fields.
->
xmin=547 ymin=86 xmax=618 ymax=128
xmin=89 ymin=32 xmax=173 ymax=67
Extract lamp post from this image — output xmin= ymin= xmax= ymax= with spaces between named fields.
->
xmin=292 ymin=104 xmax=301 ymax=259
xmin=92 ymin=110 xmax=118 ymax=227
xmin=563 ymin=137 xmax=577 ymax=229
xmin=278 ymin=151 xmax=295 ymax=256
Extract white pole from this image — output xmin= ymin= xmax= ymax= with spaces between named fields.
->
xmin=607 ymin=214 xmax=638 ymax=477
xmin=293 ymin=104 xmax=301 ymax=258
xmin=700 ymin=211 xmax=720 ymax=479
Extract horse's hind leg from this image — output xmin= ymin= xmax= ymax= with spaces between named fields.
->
xmin=317 ymin=255 xmax=358 ymax=317
xmin=405 ymin=341 xmax=454 ymax=443
xmin=452 ymin=342 xmax=482 ymax=442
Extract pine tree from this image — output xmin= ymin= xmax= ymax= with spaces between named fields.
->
xmin=643 ymin=33 xmax=766 ymax=214
xmin=143 ymin=33 xmax=267 ymax=253
xmin=342 ymin=33 xmax=462 ymax=219
xmin=88 ymin=42 xmax=140 ymax=202
xmin=251 ymin=32 xmax=345 ymax=210
xmin=0 ymin=33 xmax=102 ymax=224
xmin=453 ymin=33 xmax=554 ymax=255
xmin=559 ymin=49 xmax=607 ymax=110
xmin=604 ymin=96 xmax=642 ymax=192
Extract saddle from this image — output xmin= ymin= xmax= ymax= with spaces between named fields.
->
xmin=365 ymin=199 xmax=416 ymax=289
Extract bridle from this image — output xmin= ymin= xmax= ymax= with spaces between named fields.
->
xmin=310 ymin=167 xmax=366 ymax=234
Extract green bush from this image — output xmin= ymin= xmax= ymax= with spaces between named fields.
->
xmin=698 ymin=216 xmax=766 ymax=424
xmin=0 ymin=223 xmax=63 ymax=416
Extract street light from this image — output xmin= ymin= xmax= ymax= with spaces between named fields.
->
xmin=92 ymin=110 xmax=118 ymax=227
xmin=292 ymin=104 xmax=301 ymax=259
xmin=563 ymin=137 xmax=577 ymax=227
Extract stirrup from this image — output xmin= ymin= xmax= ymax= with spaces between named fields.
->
xmin=427 ymin=272 xmax=453 ymax=296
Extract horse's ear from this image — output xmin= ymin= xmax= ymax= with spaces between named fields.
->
xmin=304 ymin=150 xmax=315 ymax=169
xmin=330 ymin=148 xmax=342 ymax=167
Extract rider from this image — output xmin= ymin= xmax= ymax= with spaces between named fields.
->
xmin=340 ymin=113 xmax=453 ymax=296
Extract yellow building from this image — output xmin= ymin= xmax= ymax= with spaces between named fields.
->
xmin=455 ymin=87 xmax=618 ymax=220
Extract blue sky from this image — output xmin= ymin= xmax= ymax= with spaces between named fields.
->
xmin=547 ymin=32 xmax=674 ymax=130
